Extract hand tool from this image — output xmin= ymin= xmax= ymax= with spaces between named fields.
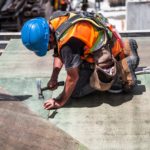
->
xmin=36 ymin=79 xmax=64 ymax=99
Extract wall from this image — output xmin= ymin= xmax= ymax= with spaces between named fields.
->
xmin=126 ymin=0 xmax=150 ymax=30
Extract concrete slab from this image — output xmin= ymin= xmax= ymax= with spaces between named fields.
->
xmin=0 ymin=39 xmax=53 ymax=78
xmin=51 ymin=74 xmax=150 ymax=149
xmin=0 ymin=89 xmax=86 ymax=150
xmin=0 ymin=77 xmax=52 ymax=118
xmin=0 ymin=37 xmax=150 ymax=149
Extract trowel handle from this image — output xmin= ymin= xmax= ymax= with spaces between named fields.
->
xmin=41 ymin=81 xmax=65 ymax=91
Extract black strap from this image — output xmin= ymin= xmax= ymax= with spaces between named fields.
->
xmin=51 ymin=11 xmax=111 ymax=45
xmin=55 ymin=15 xmax=108 ymax=40
xmin=50 ymin=11 xmax=69 ymax=20
xmin=55 ymin=14 xmax=82 ymax=40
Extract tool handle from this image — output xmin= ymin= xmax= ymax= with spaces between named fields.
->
xmin=41 ymin=81 xmax=65 ymax=91
xmin=58 ymin=81 xmax=65 ymax=86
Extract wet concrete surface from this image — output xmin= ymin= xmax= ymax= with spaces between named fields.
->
xmin=0 ymin=88 xmax=86 ymax=150
xmin=0 ymin=37 xmax=150 ymax=149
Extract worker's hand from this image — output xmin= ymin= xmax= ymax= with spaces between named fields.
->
xmin=47 ymin=79 xmax=58 ymax=91
xmin=43 ymin=99 xmax=57 ymax=110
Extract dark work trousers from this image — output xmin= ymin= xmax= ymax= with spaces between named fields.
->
xmin=71 ymin=66 xmax=95 ymax=98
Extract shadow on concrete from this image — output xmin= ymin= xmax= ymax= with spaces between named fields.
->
xmin=48 ymin=109 xmax=58 ymax=119
xmin=14 ymin=95 xmax=32 ymax=101
xmin=65 ymin=82 xmax=146 ymax=108
xmin=0 ymin=93 xmax=32 ymax=101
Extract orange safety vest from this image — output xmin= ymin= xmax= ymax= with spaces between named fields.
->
xmin=107 ymin=24 xmax=125 ymax=59
xmin=49 ymin=14 xmax=125 ymax=63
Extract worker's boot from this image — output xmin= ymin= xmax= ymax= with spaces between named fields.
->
xmin=121 ymin=39 xmax=140 ymax=92
xmin=123 ymin=39 xmax=139 ymax=70
xmin=109 ymin=39 xmax=140 ymax=93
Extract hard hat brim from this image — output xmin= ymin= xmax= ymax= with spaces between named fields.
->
xmin=34 ymin=48 xmax=47 ymax=57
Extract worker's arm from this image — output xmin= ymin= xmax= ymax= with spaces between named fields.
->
xmin=47 ymin=56 xmax=63 ymax=90
xmin=44 ymin=40 xmax=82 ymax=109
xmin=44 ymin=67 xmax=79 ymax=109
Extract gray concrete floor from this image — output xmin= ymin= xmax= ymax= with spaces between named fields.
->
xmin=0 ymin=87 xmax=86 ymax=150
xmin=0 ymin=37 xmax=150 ymax=150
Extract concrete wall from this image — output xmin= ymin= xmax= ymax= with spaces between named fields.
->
xmin=126 ymin=0 xmax=150 ymax=30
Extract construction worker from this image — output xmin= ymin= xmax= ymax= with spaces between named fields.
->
xmin=21 ymin=11 xmax=139 ymax=110
xmin=81 ymin=0 xmax=88 ymax=11
xmin=51 ymin=0 xmax=69 ymax=11
xmin=95 ymin=0 xmax=102 ymax=11
xmin=60 ymin=0 xmax=69 ymax=11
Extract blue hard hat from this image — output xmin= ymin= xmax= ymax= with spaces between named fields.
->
xmin=21 ymin=17 xmax=50 ymax=56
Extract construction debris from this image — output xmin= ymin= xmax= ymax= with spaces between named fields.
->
xmin=0 ymin=0 xmax=51 ymax=31
xmin=109 ymin=0 xmax=126 ymax=7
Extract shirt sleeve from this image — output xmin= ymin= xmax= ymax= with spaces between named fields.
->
xmin=60 ymin=45 xmax=81 ymax=70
